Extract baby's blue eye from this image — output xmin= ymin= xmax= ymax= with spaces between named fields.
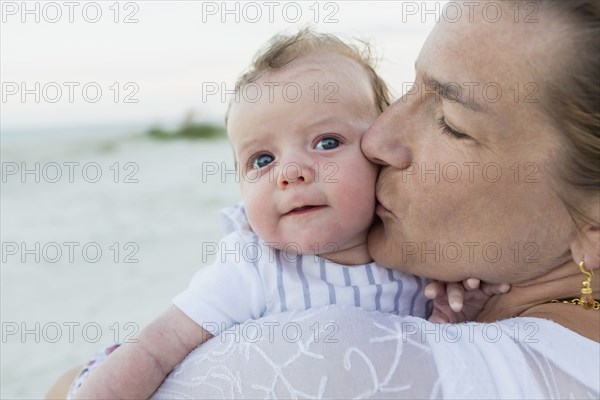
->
xmin=251 ymin=154 xmax=274 ymax=169
xmin=315 ymin=137 xmax=340 ymax=150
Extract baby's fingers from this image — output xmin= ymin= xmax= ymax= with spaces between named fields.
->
xmin=481 ymin=282 xmax=511 ymax=296
xmin=424 ymin=281 xmax=446 ymax=300
xmin=447 ymin=282 xmax=465 ymax=313
xmin=463 ymin=278 xmax=481 ymax=291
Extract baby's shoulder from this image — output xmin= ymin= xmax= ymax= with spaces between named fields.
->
xmin=219 ymin=203 xmax=252 ymax=235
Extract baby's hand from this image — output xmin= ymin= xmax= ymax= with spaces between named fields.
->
xmin=425 ymin=278 xmax=510 ymax=323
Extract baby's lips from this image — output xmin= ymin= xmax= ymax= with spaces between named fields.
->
xmin=284 ymin=204 xmax=327 ymax=215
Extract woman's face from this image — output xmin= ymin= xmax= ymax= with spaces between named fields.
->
xmin=363 ymin=4 xmax=576 ymax=283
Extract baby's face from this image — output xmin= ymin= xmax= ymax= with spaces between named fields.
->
xmin=227 ymin=54 xmax=379 ymax=257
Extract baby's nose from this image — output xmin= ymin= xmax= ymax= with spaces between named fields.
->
xmin=277 ymin=161 xmax=314 ymax=189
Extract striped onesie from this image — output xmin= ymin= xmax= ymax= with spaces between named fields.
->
xmin=173 ymin=204 xmax=429 ymax=335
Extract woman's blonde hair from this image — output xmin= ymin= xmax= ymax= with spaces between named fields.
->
xmin=539 ymin=0 xmax=600 ymax=224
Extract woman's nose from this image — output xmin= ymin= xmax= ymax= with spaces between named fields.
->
xmin=276 ymin=159 xmax=314 ymax=189
xmin=362 ymin=99 xmax=413 ymax=169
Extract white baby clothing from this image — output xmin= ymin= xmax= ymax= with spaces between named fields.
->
xmin=173 ymin=204 xmax=429 ymax=334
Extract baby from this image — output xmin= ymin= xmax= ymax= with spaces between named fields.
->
xmin=170 ymin=29 xmax=430 ymax=338
xmin=71 ymin=29 xmax=490 ymax=398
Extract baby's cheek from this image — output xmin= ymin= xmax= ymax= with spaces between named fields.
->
xmin=365 ymin=162 xmax=379 ymax=192
xmin=348 ymin=158 xmax=378 ymax=200
xmin=245 ymin=205 xmax=274 ymax=242
xmin=240 ymin=184 xmax=269 ymax=234
xmin=337 ymin=164 xmax=377 ymax=220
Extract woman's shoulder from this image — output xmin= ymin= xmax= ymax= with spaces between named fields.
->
xmin=424 ymin=315 xmax=599 ymax=398
xmin=152 ymin=306 xmax=599 ymax=399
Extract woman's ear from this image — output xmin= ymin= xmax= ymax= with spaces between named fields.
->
xmin=570 ymin=197 xmax=600 ymax=270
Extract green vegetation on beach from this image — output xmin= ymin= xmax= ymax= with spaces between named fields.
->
xmin=147 ymin=113 xmax=226 ymax=140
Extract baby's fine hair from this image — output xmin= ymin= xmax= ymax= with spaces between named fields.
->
xmin=225 ymin=28 xmax=391 ymax=124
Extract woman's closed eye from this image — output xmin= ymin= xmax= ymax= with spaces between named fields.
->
xmin=249 ymin=153 xmax=274 ymax=169
xmin=437 ymin=117 xmax=471 ymax=140
xmin=315 ymin=135 xmax=342 ymax=150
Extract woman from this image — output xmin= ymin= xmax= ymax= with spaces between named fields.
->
xmin=48 ymin=0 xmax=599 ymax=398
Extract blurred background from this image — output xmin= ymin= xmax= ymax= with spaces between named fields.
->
xmin=1 ymin=1 xmax=437 ymax=397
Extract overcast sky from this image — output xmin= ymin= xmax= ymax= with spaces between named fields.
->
xmin=1 ymin=1 xmax=441 ymax=134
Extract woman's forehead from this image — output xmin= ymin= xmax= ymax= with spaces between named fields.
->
xmin=414 ymin=12 xmax=566 ymax=123
xmin=418 ymin=7 xmax=558 ymax=87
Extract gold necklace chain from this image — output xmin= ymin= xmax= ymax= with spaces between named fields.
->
xmin=551 ymin=298 xmax=600 ymax=310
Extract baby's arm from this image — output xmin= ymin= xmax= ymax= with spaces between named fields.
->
xmin=72 ymin=305 xmax=212 ymax=399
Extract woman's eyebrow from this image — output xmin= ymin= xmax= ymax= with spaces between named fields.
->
xmin=421 ymin=73 xmax=484 ymax=113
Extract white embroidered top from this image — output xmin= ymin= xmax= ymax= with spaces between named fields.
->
xmin=152 ymin=306 xmax=600 ymax=399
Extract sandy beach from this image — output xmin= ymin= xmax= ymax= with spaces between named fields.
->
xmin=1 ymin=131 xmax=240 ymax=398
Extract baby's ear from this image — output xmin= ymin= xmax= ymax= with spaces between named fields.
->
xmin=570 ymin=197 xmax=600 ymax=270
